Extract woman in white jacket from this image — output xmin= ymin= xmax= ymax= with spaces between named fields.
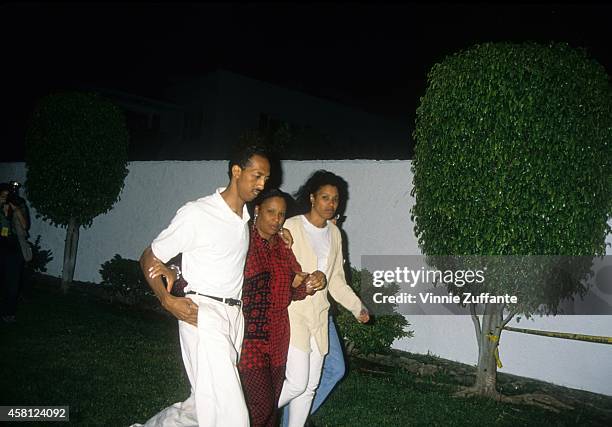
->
xmin=278 ymin=170 xmax=369 ymax=427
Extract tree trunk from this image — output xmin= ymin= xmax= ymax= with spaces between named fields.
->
xmin=61 ymin=217 xmax=80 ymax=293
xmin=473 ymin=302 xmax=505 ymax=397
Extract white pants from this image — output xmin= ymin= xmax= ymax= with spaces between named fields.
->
xmin=277 ymin=336 xmax=325 ymax=427
xmin=132 ymin=295 xmax=249 ymax=427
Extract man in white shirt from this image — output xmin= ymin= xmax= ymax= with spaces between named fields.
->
xmin=136 ymin=145 xmax=271 ymax=427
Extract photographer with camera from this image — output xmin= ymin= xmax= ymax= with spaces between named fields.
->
xmin=0 ymin=181 xmax=30 ymax=323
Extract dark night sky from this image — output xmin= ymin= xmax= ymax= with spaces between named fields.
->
xmin=2 ymin=2 xmax=612 ymax=160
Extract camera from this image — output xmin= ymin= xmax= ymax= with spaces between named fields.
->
xmin=2 ymin=181 xmax=22 ymax=206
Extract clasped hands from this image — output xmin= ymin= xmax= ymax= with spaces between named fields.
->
xmin=293 ymin=270 xmax=326 ymax=295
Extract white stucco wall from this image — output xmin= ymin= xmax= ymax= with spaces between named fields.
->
xmin=1 ymin=160 xmax=610 ymax=396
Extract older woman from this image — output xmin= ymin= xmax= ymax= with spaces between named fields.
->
xmin=278 ymin=170 xmax=369 ymax=427
xmin=150 ymin=188 xmax=325 ymax=427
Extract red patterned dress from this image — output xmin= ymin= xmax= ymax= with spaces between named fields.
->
xmin=239 ymin=229 xmax=308 ymax=427
xmin=169 ymin=230 xmax=307 ymax=426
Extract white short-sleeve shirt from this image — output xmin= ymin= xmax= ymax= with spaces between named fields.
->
xmin=151 ymin=188 xmax=250 ymax=299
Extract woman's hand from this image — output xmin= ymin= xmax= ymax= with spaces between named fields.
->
xmin=292 ymin=271 xmax=308 ymax=289
xmin=357 ymin=308 xmax=370 ymax=324
xmin=148 ymin=259 xmax=178 ymax=293
xmin=304 ymin=270 xmax=326 ymax=294
xmin=279 ymin=227 xmax=293 ymax=248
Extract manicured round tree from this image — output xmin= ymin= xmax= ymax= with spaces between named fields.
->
xmin=25 ymin=92 xmax=129 ymax=291
xmin=412 ymin=42 xmax=612 ymax=397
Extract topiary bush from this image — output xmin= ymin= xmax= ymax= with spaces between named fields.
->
xmin=26 ymin=92 xmax=129 ymax=289
xmin=412 ymin=41 xmax=612 ymax=396
xmin=336 ymin=268 xmax=413 ymax=355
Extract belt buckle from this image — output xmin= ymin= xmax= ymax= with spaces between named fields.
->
xmin=227 ymin=298 xmax=241 ymax=307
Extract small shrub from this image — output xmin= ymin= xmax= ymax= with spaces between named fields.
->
xmin=336 ymin=268 xmax=413 ymax=355
xmin=25 ymin=235 xmax=53 ymax=274
xmin=99 ymin=254 xmax=153 ymax=303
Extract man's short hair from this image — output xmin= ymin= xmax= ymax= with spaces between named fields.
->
xmin=227 ymin=144 xmax=269 ymax=180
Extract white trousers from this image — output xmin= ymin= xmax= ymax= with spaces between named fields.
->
xmin=133 ymin=295 xmax=249 ymax=427
xmin=277 ymin=336 xmax=325 ymax=427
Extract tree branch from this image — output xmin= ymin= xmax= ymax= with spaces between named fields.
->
xmin=502 ymin=308 xmax=518 ymax=327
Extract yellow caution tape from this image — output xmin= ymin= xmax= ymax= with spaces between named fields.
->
xmin=486 ymin=334 xmax=503 ymax=368
xmin=503 ymin=326 xmax=612 ymax=345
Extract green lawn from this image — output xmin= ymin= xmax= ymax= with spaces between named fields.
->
xmin=1 ymin=284 xmax=609 ymax=426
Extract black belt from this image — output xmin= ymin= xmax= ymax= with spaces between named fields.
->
xmin=185 ymin=291 xmax=242 ymax=307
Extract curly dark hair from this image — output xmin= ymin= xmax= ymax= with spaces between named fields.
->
xmin=293 ymin=170 xmax=348 ymax=216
